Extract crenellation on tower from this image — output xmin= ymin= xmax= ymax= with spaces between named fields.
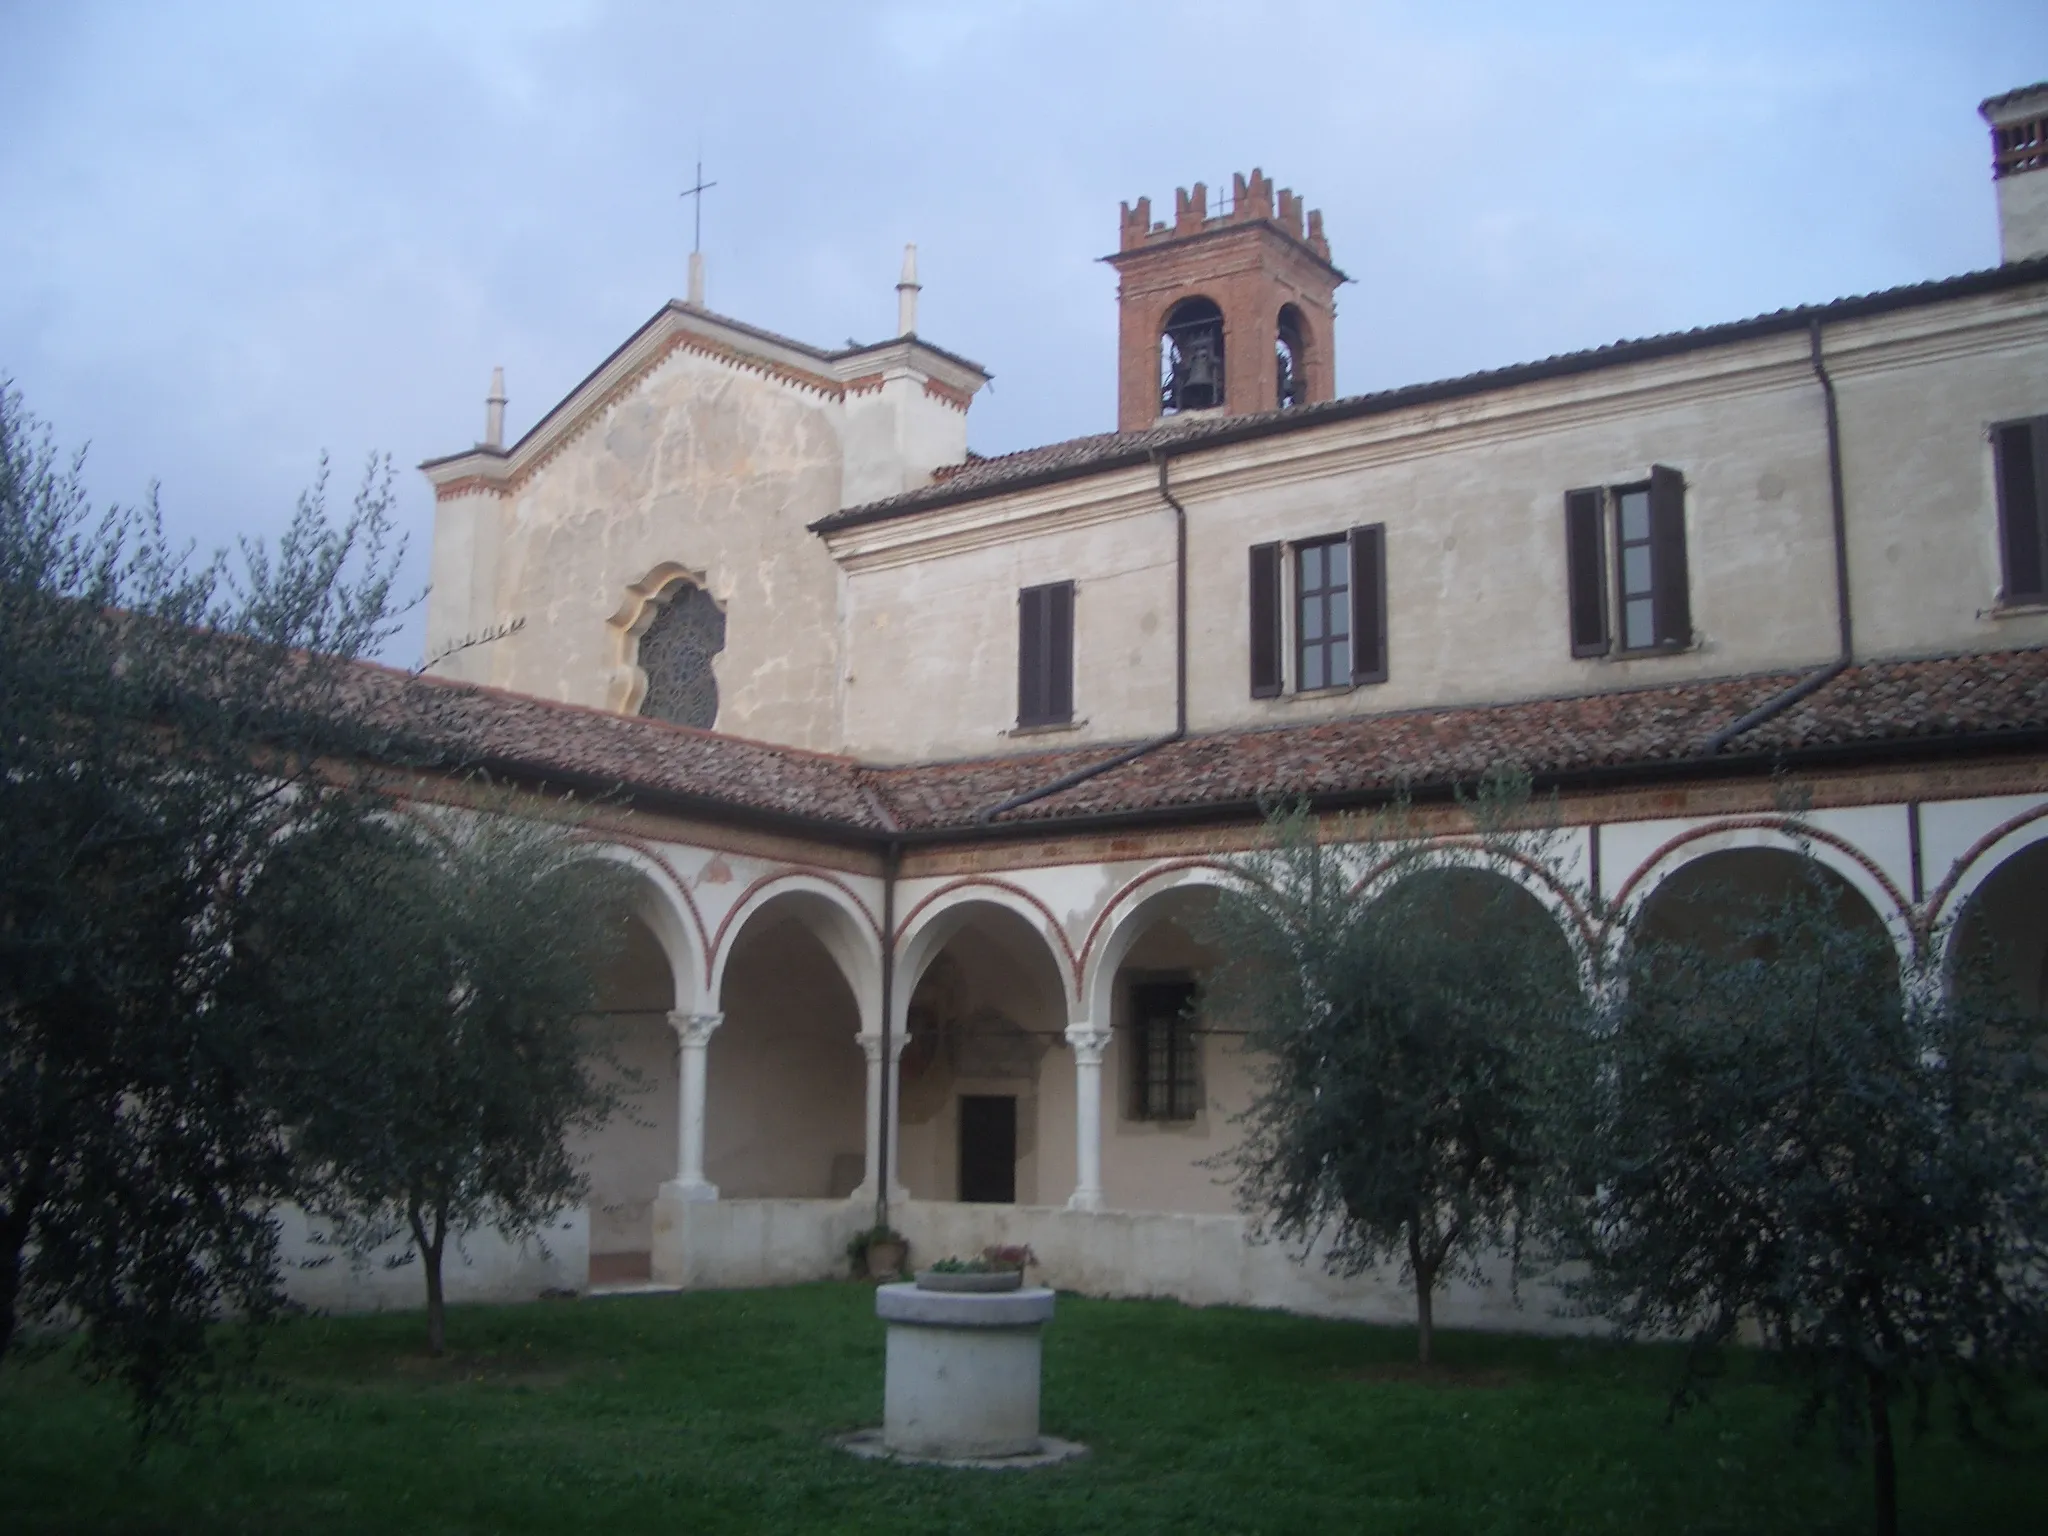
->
xmin=1102 ymin=167 xmax=1347 ymax=432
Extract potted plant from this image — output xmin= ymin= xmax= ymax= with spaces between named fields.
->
xmin=914 ymin=1243 xmax=1037 ymax=1292
xmin=846 ymin=1223 xmax=908 ymax=1280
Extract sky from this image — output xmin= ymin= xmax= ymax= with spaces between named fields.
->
xmin=3 ymin=1 xmax=2044 ymax=666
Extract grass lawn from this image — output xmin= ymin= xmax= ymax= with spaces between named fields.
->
xmin=2 ymin=1283 xmax=2043 ymax=1535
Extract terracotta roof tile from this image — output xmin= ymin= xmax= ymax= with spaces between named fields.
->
xmin=356 ymin=649 xmax=2048 ymax=838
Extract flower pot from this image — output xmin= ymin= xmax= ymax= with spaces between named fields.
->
xmin=914 ymin=1268 xmax=1024 ymax=1293
xmin=864 ymin=1240 xmax=907 ymax=1279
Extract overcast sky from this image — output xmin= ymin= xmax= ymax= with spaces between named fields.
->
xmin=3 ymin=1 xmax=2043 ymax=665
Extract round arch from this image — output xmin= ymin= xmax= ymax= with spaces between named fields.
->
xmin=1080 ymin=862 xmax=1242 ymax=1033
xmin=1347 ymin=840 xmax=1600 ymax=983
xmin=1612 ymin=821 xmax=1913 ymax=969
xmin=1928 ymin=806 xmax=2048 ymax=936
xmin=1940 ymin=831 xmax=2048 ymax=1011
xmin=569 ymin=837 xmax=710 ymax=1013
xmin=893 ymin=879 xmax=1078 ymax=1033
xmin=711 ymin=871 xmax=882 ymax=1026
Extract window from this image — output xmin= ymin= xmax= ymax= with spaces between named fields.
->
xmin=1296 ymin=537 xmax=1348 ymax=691
xmin=1994 ymin=416 xmax=2048 ymax=604
xmin=1563 ymin=465 xmax=1690 ymax=655
xmin=1016 ymin=580 xmax=1074 ymax=727
xmin=1130 ymin=980 xmax=1199 ymax=1121
xmin=1248 ymin=525 xmax=1387 ymax=696
xmin=637 ymin=583 xmax=726 ymax=728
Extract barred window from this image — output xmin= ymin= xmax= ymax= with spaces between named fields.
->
xmin=1130 ymin=980 xmax=1200 ymax=1122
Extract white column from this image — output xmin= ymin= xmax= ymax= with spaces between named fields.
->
xmin=857 ymin=1030 xmax=910 ymax=1204
xmin=667 ymin=1010 xmax=722 ymax=1201
xmin=1065 ymin=1024 xmax=1113 ymax=1212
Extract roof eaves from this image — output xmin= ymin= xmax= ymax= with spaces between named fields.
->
xmin=813 ymin=255 xmax=2048 ymax=535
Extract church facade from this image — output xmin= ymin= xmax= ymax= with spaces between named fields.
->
xmin=339 ymin=87 xmax=2048 ymax=1325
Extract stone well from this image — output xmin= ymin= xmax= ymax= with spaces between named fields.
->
xmin=874 ymin=1281 xmax=1057 ymax=1459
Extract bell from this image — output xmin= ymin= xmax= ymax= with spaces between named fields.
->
xmin=1180 ymin=336 xmax=1219 ymax=408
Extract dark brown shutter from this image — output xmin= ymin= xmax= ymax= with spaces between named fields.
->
xmin=1647 ymin=464 xmax=1690 ymax=647
xmin=1017 ymin=581 xmax=1074 ymax=726
xmin=1248 ymin=543 xmax=1282 ymax=697
xmin=1046 ymin=580 xmax=1074 ymax=723
xmin=1017 ymin=585 xmax=1046 ymax=724
xmin=1348 ymin=524 xmax=1387 ymax=684
xmin=1564 ymin=488 xmax=1609 ymax=656
xmin=1995 ymin=420 xmax=2045 ymax=602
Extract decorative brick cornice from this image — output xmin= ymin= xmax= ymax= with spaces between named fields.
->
xmin=923 ymin=376 xmax=975 ymax=412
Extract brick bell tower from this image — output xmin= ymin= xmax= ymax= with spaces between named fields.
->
xmin=1104 ymin=169 xmax=1346 ymax=434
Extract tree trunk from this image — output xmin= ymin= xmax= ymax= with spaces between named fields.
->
xmin=1407 ymin=1225 xmax=1436 ymax=1366
xmin=0 ymin=1162 xmax=47 ymax=1360
xmin=1868 ymin=1372 xmax=1898 ymax=1536
xmin=409 ymin=1203 xmax=449 ymax=1358
xmin=0 ymin=1208 xmax=30 ymax=1361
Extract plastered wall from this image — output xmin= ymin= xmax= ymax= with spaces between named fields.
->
xmin=834 ymin=290 xmax=2048 ymax=762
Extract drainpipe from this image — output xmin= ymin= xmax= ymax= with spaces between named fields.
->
xmin=973 ymin=449 xmax=1189 ymax=821
xmin=876 ymin=838 xmax=900 ymax=1232
xmin=1705 ymin=317 xmax=1854 ymax=753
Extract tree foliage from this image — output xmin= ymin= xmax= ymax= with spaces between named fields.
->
xmin=245 ymin=807 xmax=636 ymax=1356
xmin=1544 ymin=855 xmax=2048 ymax=1536
xmin=0 ymin=382 xmax=412 ymax=1430
xmin=1204 ymin=782 xmax=1589 ymax=1363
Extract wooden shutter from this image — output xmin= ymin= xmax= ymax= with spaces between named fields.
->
xmin=1564 ymin=488 xmax=1609 ymax=656
xmin=1248 ymin=543 xmax=1283 ymax=697
xmin=1017 ymin=585 xmax=1046 ymax=724
xmin=1994 ymin=419 xmax=2046 ymax=602
xmin=1046 ymin=580 xmax=1074 ymax=723
xmin=1647 ymin=464 xmax=1691 ymax=647
xmin=1017 ymin=581 xmax=1074 ymax=726
xmin=1348 ymin=524 xmax=1388 ymax=684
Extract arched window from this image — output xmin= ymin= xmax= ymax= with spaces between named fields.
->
xmin=1159 ymin=297 xmax=1225 ymax=415
xmin=637 ymin=583 xmax=726 ymax=729
xmin=1276 ymin=304 xmax=1308 ymax=409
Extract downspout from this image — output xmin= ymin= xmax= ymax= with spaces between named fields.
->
xmin=875 ymin=838 xmax=900 ymax=1232
xmin=1704 ymin=317 xmax=1855 ymax=753
xmin=973 ymin=449 xmax=1189 ymax=821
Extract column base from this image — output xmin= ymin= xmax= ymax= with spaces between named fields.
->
xmin=660 ymin=1178 xmax=720 ymax=1204
xmin=1064 ymin=1189 xmax=1103 ymax=1213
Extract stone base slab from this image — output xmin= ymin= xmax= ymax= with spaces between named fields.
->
xmin=833 ymin=1429 xmax=1089 ymax=1470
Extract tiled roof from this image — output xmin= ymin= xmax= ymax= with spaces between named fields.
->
xmin=341 ymin=664 xmax=898 ymax=835
xmin=1981 ymin=81 xmax=2048 ymax=112
xmin=814 ymin=256 xmax=2048 ymax=534
xmin=362 ymin=649 xmax=2048 ymax=839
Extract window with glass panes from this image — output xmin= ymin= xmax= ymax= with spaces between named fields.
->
xmin=1614 ymin=484 xmax=1657 ymax=651
xmin=1131 ymin=980 xmax=1199 ymax=1122
xmin=1295 ymin=537 xmax=1350 ymax=690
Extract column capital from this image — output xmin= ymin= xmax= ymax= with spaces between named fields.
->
xmin=857 ymin=1030 xmax=909 ymax=1065
xmin=667 ymin=1010 xmax=723 ymax=1048
xmin=1064 ymin=1023 xmax=1113 ymax=1066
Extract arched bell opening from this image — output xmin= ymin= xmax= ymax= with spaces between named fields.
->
xmin=895 ymin=902 xmax=1068 ymax=1206
xmin=1275 ymin=303 xmax=1310 ymax=409
xmin=1159 ymin=296 xmax=1225 ymax=415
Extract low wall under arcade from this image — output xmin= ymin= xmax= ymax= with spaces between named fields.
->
xmin=274 ymin=1203 xmax=589 ymax=1315
xmin=653 ymin=1194 xmax=1576 ymax=1336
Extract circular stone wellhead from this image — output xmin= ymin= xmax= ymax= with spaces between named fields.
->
xmin=874 ymin=1283 xmax=1058 ymax=1460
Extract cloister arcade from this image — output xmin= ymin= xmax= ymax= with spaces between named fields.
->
xmin=533 ymin=796 xmax=2048 ymax=1316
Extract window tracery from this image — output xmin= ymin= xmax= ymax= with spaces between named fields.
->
xmin=636 ymin=583 xmax=726 ymax=729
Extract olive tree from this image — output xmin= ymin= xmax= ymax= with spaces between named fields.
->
xmin=1542 ymin=856 xmax=2048 ymax=1536
xmin=1204 ymin=784 xmax=1590 ymax=1364
xmin=0 ymin=383 xmax=413 ymax=1429
xmin=246 ymin=807 xmax=637 ymax=1356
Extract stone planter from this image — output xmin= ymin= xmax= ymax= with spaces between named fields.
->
xmin=863 ymin=1240 xmax=906 ymax=1280
xmin=915 ymin=1268 xmax=1023 ymax=1293
xmin=875 ymin=1282 xmax=1057 ymax=1459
